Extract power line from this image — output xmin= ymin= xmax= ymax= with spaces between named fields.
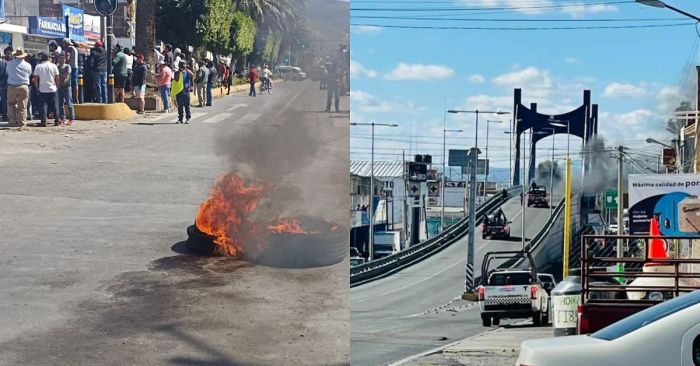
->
xmin=351 ymin=15 xmax=685 ymax=22
xmin=349 ymin=22 xmax=695 ymax=31
xmin=350 ymin=0 xmax=633 ymax=12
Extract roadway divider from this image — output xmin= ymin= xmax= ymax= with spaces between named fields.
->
xmin=350 ymin=186 xmax=522 ymax=287
xmin=498 ymin=197 xmax=566 ymax=271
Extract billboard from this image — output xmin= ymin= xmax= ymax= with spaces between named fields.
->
xmin=28 ymin=17 xmax=67 ymax=38
xmin=83 ymin=14 xmax=102 ymax=40
xmin=62 ymin=5 xmax=85 ymax=41
xmin=628 ymin=174 xmax=700 ymax=235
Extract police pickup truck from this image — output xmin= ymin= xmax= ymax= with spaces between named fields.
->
xmin=477 ymin=251 xmax=553 ymax=327
xmin=481 ymin=209 xmax=511 ymax=240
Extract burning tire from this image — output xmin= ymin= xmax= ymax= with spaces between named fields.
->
xmin=186 ymin=216 xmax=347 ymax=268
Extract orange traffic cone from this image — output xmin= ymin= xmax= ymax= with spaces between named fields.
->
xmin=648 ymin=215 xmax=668 ymax=260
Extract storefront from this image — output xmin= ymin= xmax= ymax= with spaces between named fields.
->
xmin=25 ymin=16 xmax=66 ymax=55
xmin=0 ymin=23 xmax=27 ymax=52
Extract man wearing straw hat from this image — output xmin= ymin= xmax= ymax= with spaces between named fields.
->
xmin=6 ymin=49 xmax=31 ymax=128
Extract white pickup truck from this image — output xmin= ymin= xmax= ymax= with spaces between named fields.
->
xmin=477 ymin=251 xmax=554 ymax=327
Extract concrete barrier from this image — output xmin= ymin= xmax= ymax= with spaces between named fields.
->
xmin=74 ymin=102 xmax=135 ymax=121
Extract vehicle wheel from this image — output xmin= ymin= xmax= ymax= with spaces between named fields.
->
xmin=481 ymin=315 xmax=491 ymax=327
xmin=542 ymin=308 xmax=550 ymax=325
xmin=492 ymin=317 xmax=500 ymax=326
xmin=533 ymin=311 xmax=543 ymax=327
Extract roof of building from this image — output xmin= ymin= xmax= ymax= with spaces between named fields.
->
xmin=350 ymin=160 xmax=404 ymax=178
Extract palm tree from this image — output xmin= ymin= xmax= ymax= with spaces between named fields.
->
xmin=235 ymin=0 xmax=305 ymax=32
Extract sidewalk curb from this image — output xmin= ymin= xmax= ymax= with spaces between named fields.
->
xmin=386 ymin=330 xmax=497 ymax=366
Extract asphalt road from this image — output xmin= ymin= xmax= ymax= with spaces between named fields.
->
xmin=0 ymin=80 xmax=350 ymax=365
xmin=350 ymin=196 xmax=552 ymax=366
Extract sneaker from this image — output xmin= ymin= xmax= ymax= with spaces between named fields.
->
xmin=59 ymin=119 xmax=65 ymax=125
xmin=66 ymin=120 xmax=75 ymax=126
xmin=177 ymin=119 xmax=182 ymax=124
xmin=185 ymin=119 xmax=190 ymax=124
xmin=54 ymin=121 xmax=60 ymax=126
xmin=137 ymin=110 xmax=144 ymax=114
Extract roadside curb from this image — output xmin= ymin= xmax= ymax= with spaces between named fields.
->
xmin=386 ymin=329 xmax=498 ymax=366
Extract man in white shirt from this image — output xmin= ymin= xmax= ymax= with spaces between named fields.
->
xmin=124 ymin=47 xmax=134 ymax=93
xmin=32 ymin=52 xmax=60 ymax=127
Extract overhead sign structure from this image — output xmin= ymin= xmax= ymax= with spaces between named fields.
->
xmin=604 ymin=190 xmax=618 ymax=209
xmin=428 ymin=182 xmax=439 ymax=197
xmin=628 ymin=174 xmax=700 ymax=235
xmin=95 ymin=0 xmax=118 ymax=16
xmin=407 ymin=162 xmax=427 ymax=182
xmin=448 ymin=149 xmax=469 ymax=167
xmin=408 ymin=182 xmax=421 ymax=198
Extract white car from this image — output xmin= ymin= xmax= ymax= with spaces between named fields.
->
xmin=516 ymin=290 xmax=700 ymax=366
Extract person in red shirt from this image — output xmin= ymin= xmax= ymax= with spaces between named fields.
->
xmin=248 ymin=65 xmax=258 ymax=97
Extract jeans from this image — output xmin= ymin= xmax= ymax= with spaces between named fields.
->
xmin=58 ymin=87 xmax=74 ymax=120
xmin=326 ymin=83 xmax=339 ymax=112
xmin=0 ymin=86 xmax=7 ymax=117
xmin=38 ymin=91 xmax=58 ymax=124
xmin=93 ymin=71 xmax=107 ymax=103
xmin=249 ymin=81 xmax=256 ymax=96
xmin=176 ymin=92 xmax=191 ymax=121
xmin=206 ymin=82 xmax=213 ymax=106
xmin=159 ymin=85 xmax=171 ymax=110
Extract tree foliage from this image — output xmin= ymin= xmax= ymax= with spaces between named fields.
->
xmin=197 ymin=0 xmax=235 ymax=55
xmin=230 ymin=11 xmax=256 ymax=57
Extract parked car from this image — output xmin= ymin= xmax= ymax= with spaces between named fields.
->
xmin=275 ymin=66 xmax=307 ymax=81
xmin=516 ymin=290 xmax=700 ymax=366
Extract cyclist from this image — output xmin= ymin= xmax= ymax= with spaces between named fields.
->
xmin=260 ymin=64 xmax=272 ymax=93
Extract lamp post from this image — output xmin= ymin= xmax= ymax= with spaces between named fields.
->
xmin=485 ymin=119 xmax=502 ymax=196
xmin=447 ymin=109 xmax=510 ymax=298
xmin=646 ymin=137 xmax=679 ymax=173
xmin=636 ymin=0 xmax=700 ymax=21
xmin=442 ymin=127 xmax=463 ymax=231
xmin=350 ymin=122 xmax=399 ymax=261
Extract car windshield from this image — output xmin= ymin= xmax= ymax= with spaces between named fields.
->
xmin=590 ymin=290 xmax=700 ymax=341
xmin=489 ymin=272 xmax=531 ymax=285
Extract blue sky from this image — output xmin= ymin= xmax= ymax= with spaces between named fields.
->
xmin=350 ymin=0 xmax=700 ymax=173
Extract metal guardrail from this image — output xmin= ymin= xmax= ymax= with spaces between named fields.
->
xmin=503 ymin=197 xmax=566 ymax=270
xmin=350 ymin=186 xmax=522 ymax=287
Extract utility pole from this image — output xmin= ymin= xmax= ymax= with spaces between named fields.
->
xmin=617 ymin=146 xmax=624 ymax=258
xmin=464 ymin=146 xmax=478 ymax=300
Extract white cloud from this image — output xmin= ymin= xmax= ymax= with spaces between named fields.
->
xmin=351 ymin=90 xmax=425 ymax=114
xmin=564 ymin=57 xmax=580 ymax=64
xmin=613 ymin=109 xmax=656 ymax=126
xmin=385 ymin=63 xmax=455 ymax=81
xmin=351 ymin=25 xmax=382 ymax=35
xmin=602 ymin=82 xmax=646 ymax=98
xmin=492 ymin=66 xmax=555 ymax=99
xmin=469 ymin=74 xmax=485 ymax=84
xmin=656 ymin=86 xmax=685 ymax=113
xmin=459 ymin=0 xmax=554 ymax=15
xmin=350 ymin=60 xmax=377 ymax=78
xmin=562 ymin=3 xmax=618 ymax=18
xmin=464 ymin=95 xmax=512 ymax=112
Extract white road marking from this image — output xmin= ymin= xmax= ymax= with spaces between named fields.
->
xmin=201 ymin=113 xmax=231 ymax=124
xmin=226 ymin=103 xmax=248 ymax=111
xmin=236 ymin=113 xmax=261 ymax=125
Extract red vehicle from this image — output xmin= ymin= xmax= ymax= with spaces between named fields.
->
xmin=576 ymin=234 xmax=700 ymax=335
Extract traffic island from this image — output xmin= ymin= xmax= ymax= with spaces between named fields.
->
xmin=74 ymin=102 xmax=136 ymax=121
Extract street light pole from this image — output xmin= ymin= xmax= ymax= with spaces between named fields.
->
xmin=350 ymin=122 xmax=399 ymax=261
xmin=486 ymin=120 xmax=502 ymax=197
xmin=447 ymin=109 xmax=509 ymax=298
xmin=636 ymin=0 xmax=700 ymax=22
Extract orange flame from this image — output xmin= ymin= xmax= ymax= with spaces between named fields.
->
xmin=195 ymin=173 xmax=266 ymax=256
xmin=267 ymin=218 xmax=317 ymax=234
